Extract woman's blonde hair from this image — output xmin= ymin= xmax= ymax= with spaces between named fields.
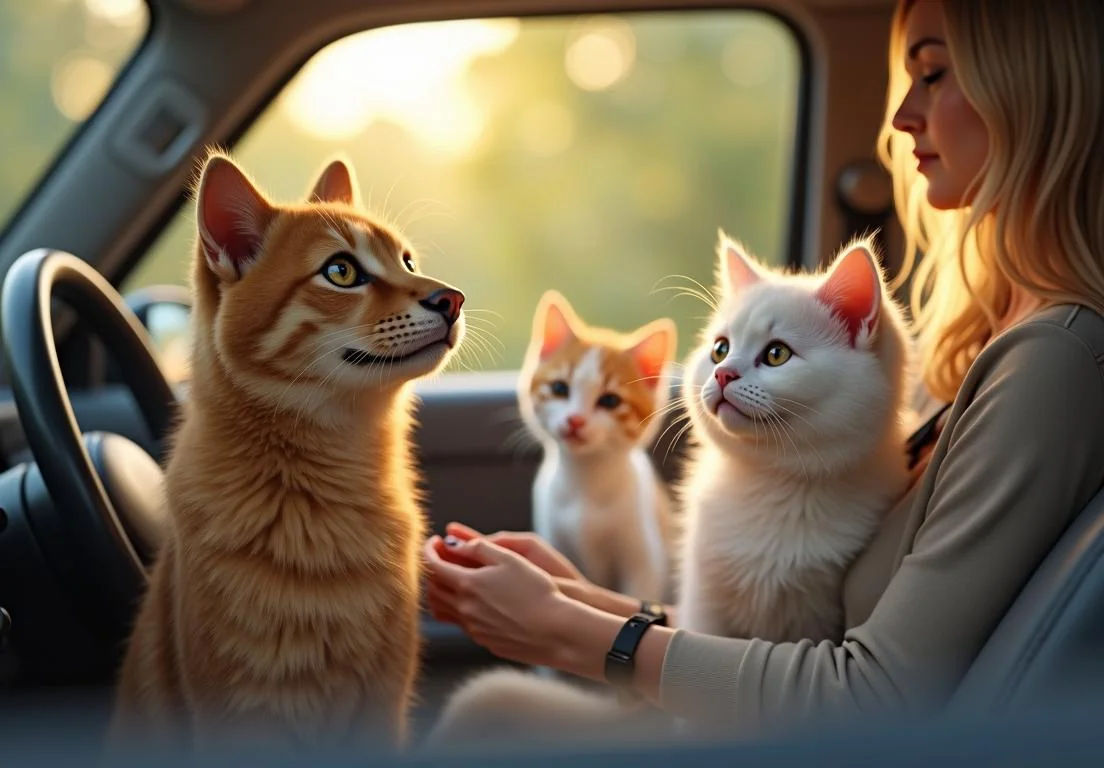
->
xmin=878 ymin=0 xmax=1104 ymax=402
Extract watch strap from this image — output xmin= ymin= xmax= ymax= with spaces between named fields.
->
xmin=604 ymin=611 xmax=664 ymax=694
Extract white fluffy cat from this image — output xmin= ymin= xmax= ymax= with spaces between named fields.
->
xmin=425 ymin=235 xmax=915 ymax=749
xmin=676 ymin=231 xmax=913 ymax=643
xmin=519 ymin=290 xmax=678 ymax=604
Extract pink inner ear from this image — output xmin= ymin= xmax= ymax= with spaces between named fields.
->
xmin=630 ymin=329 xmax=672 ymax=388
xmin=816 ymin=246 xmax=881 ymax=345
xmin=539 ymin=303 xmax=574 ymax=358
xmin=310 ymin=160 xmax=356 ymax=205
xmin=198 ymin=159 xmax=268 ymax=276
xmin=720 ymin=238 xmax=762 ymax=294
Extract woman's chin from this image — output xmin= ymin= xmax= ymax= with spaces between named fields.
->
xmin=923 ymin=179 xmax=972 ymax=211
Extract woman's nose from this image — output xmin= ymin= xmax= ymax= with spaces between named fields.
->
xmin=891 ymin=91 xmax=925 ymax=135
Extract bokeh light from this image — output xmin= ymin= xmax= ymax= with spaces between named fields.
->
xmin=564 ymin=17 xmax=637 ymax=92
xmin=51 ymin=54 xmax=114 ymax=120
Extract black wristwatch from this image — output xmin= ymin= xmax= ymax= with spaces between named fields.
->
xmin=604 ymin=611 xmax=666 ymax=696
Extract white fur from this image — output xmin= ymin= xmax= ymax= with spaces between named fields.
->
xmin=675 ymin=236 xmax=913 ymax=642
xmin=519 ymin=343 xmax=674 ymax=603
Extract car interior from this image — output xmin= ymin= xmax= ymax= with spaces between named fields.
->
xmin=0 ymin=0 xmax=1102 ymax=762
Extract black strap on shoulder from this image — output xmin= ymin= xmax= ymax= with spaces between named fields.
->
xmin=905 ymin=402 xmax=952 ymax=469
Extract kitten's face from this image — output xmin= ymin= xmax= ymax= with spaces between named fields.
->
xmin=191 ymin=153 xmax=465 ymax=415
xmin=687 ymin=234 xmax=896 ymax=463
xmin=520 ymin=292 xmax=676 ymax=457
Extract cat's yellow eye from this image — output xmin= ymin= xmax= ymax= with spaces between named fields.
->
xmin=322 ymin=253 xmax=368 ymax=288
xmin=710 ymin=338 xmax=730 ymax=364
xmin=763 ymin=341 xmax=793 ymax=367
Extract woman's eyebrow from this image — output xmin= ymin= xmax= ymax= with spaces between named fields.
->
xmin=907 ymin=36 xmax=946 ymax=59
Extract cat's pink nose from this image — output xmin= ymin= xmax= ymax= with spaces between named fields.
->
xmin=566 ymin=414 xmax=587 ymax=431
xmin=420 ymin=288 xmax=465 ymax=325
xmin=715 ymin=368 xmax=740 ymax=389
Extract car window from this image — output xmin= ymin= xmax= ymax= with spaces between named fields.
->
xmin=127 ymin=11 xmax=804 ymax=372
xmin=0 ymin=0 xmax=150 ymax=227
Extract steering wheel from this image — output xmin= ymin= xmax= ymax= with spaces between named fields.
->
xmin=0 ymin=249 xmax=179 ymax=653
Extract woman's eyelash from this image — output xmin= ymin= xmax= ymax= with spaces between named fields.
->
xmin=921 ymin=69 xmax=945 ymax=86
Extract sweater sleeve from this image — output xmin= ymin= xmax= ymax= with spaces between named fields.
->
xmin=659 ymin=318 xmax=1104 ymax=732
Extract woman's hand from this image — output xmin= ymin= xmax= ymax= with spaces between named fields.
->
xmin=424 ymin=534 xmax=675 ymax=693
xmin=423 ymin=534 xmax=581 ymax=668
xmin=441 ymin=521 xmax=585 ymax=582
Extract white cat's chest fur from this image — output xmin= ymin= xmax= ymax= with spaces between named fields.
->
xmin=677 ymin=445 xmax=906 ymax=643
xmin=533 ymin=447 xmax=672 ymax=602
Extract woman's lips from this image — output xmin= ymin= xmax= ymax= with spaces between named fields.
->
xmin=914 ymin=151 xmax=939 ymax=171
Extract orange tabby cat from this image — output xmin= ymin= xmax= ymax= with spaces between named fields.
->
xmin=108 ymin=150 xmax=465 ymax=753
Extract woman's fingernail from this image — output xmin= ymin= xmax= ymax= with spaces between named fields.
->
xmin=444 ymin=535 xmax=460 ymax=548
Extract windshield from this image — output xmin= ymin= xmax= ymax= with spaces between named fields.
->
xmin=0 ymin=0 xmax=150 ymax=226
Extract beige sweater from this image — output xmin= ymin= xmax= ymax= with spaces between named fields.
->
xmin=660 ymin=304 xmax=1104 ymax=733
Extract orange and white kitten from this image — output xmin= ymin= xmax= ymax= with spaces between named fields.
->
xmin=520 ymin=291 xmax=678 ymax=604
xmin=109 ymin=151 xmax=465 ymax=753
xmin=676 ymin=232 xmax=912 ymax=643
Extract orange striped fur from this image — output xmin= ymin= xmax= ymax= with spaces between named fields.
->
xmin=109 ymin=150 xmax=465 ymax=753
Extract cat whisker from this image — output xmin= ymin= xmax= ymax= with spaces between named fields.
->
xmin=764 ymin=410 xmax=809 ymax=480
xmin=271 ymin=330 xmax=373 ymax=421
xmin=662 ymin=416 xmax=697 ymax=465
xmin=294 ymin=352 xmax=351 ymax=432
xmin=649 ymin=275 xmax=719 ymax=312
xmin=770 ymin=396 xmax=825 ymax=417
xmin=623 ymin=374 xmax=673 ymax=387
xmin=305 ymin=324 xmax=377 ymax=355
xmin=395 ymin=198 xmax=453 ymax=232
xmin=641 ymin=398 xmax=692 ymax=425
xmin=502 ymin=423 xmax=541 ymax=463
xmin=402 ymin=210 xmax=456 ymax=231
xmin=456 ymin=326 xmax=504 ymax=368
xmin=463 ymin=322 xmax=506 ymax=353
xmin=448 ymin=343 xmax=485 ymax=375
xmin=650 ymin=286 xmax=720 ymax=313
xmin=381 ymin=177 xmax=401 ymax=229
xmin=767 ymin=401 xmax=840 ymax=467
xmin=652 ymin=410 xmax=694 ymax=462
xmin=463 ymin=318 xmax=506 ymax=340
xmin=768 ymin=403 xmax=838 ymax=473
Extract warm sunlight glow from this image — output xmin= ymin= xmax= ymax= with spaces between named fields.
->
xmin=52 ymin=54 xmax=114 ymax=121
xmin=564 ymin=17 xmax=636 ymax=92
xmin=518 ymin=100 xmax=575 ymax=157
xmin=281 ymin=19 xmax=520 ymax=157
xmin=83 ymin=0 xmax=145 ymax=26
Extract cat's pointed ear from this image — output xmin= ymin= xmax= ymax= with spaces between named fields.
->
xmin=628 ymin=319 xmax=677 ymax=389
xmin=816 ymin=241 xmax=883 ymax=346
xmin=307 ymin=156 xmax=360 ymax=206
xmin=717 ymin=229 xmax=764 ymax=295
xmin=534 ymin=290 xmax=578 ymax=359
xmin=196 ymin=153 xmax=273 ymax=283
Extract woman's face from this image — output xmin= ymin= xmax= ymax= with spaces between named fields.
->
xmin=891 ymin=1 xmax=990 ymax=210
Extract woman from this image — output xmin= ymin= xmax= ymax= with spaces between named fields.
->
xmin=423 ymin=0 xmax=1104 ymax=742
